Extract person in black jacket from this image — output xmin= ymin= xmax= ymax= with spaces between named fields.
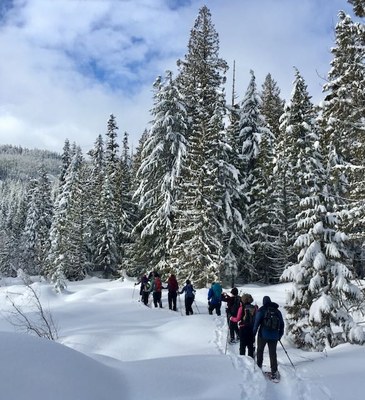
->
xmin=253 ymin=296 xmax=284 ymax=380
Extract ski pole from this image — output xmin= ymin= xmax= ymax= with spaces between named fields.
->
xmin=132 ymin=284 xmax=136 ymax=300
xmin=279 ymin=340 xmax=295 ymax=369
xmin=194 ymin=300 xmax=200 ymax=314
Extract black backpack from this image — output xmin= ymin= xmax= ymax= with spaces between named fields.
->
xmin=262 ymin=307 xmax=281 ymax=331
xmin=240 ymin=304 xmax=256 ymax=327
xmin=230 ymin=296 xmax=241 ymax=317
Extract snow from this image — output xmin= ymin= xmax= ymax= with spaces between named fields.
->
xmin=0 ymin=276 xmax=364 ymax=400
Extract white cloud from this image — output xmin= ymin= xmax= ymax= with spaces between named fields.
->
xmin=0 ymin=0 xmax=354 ymax=153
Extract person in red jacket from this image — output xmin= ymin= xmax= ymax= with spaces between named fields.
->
xmin=167 ymin=273 xmax=179 ymax=311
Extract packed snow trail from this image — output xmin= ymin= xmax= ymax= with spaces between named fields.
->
xmin=212 ymin=311 xmax=329 ymax=400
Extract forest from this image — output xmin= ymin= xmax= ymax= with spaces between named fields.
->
xmin=1 ymin=0 xmax=365 ymax=350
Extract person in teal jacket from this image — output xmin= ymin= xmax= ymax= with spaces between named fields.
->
xmin=253 ymin=296 xmax=284 ymax=379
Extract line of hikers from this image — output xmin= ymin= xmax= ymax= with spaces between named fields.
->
xmin=135 ymin=273 xmax=284 ymax=380
xmin=135 ymin=271 xmax=196 ymax=315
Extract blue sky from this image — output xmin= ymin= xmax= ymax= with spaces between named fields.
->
xmin=0 ymin=0 xmax=355 ymax=153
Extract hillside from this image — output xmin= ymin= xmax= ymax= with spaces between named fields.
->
xmin=0 ymin=145 xmax=62 ymax=181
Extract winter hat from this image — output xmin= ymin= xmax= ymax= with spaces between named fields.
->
xmin=230 ymin=287 xmax=238 ymax=296
xmin=241 ymin=293 xmax=253 ymax=304
xmin=263 ymin=296 xmax=271 ymax=306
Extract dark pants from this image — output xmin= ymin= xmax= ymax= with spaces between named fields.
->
xmin=256 ymin=336 xmax=278 ymax=373
xmin=239 ymin=327 xmax=254 ymax=357
xmin=153 ymin=291 xmax=162 ymax=308
xmin=229 ymin=321 xmax=240 ymax=341
xmin=208 ymin=301 xmax=221 ymax=316
xmin=142 ymin=291 xmax=149 ymax=306
xmin=185 ymin=296 xmax=194 ymax=315
xmin=168 ymin=291 xmax=177 ymax=311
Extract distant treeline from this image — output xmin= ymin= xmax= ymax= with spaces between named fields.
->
xmin=0 ymin=145 xmax=62 ymax=181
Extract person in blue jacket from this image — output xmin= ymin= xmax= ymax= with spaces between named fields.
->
xmin=253 ymin=296 xmax=284 ymax=380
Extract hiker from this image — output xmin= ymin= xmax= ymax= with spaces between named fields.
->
xmin=253 ymin=296 xmax=284 ymax=380
xmin=179 ymin=279 xmax=196 ymax=315
xmin=152 ymin=272 xmax=163 ymax=308
xmin=141 ymin=272 xmax=153 ymax=306
xmin=167 ymin=273 xmax=179 ymax=311
xmin=208 ymin=282 xmax=222 ymax=316
xmin=230 ymin=293 xmax=257 ymax=357
xmin=135 ymin=273 xmax=148 ymax=301
xmin=222 ymin=287 xmax=241 ymax=343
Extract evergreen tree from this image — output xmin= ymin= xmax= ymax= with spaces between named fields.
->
xmin=84 ymin=134 xmax=105 ymax=273
xmin=282 ymin=68 xmax=364 ymax=350
xmin=235 ymin=70 xmax=275 ymax=282
xmin=21 ymin=165 xmax=53 ymax=275
xmin=118 ymin=131 xmax=136 ymax=272
xmin=320 ymin=12 xmax=365 ymax=277
xmin=46 ymin=146 xmax=86 ymax=286
xmin=172 ymin=6 xmax=229 ymax=286
xmin=348 ymin=0 xmax=365 ymax=17
xmin=260 ymin=73 xmax=285 ymax=139
xmin=134 ymin=71 xmax=188 ymax=276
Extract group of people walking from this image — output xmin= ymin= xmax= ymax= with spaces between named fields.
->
xmin=135 ymin=272 xmax=196 ymax=315
xmin=135 ymin=273 xmax=284 ymax=380
xmin=222 ymin=288 xmax=284 ymax=380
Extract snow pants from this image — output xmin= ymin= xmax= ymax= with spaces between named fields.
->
xmin=168 ymin=291 xmax=177 ymax=311
xmin=256 ymin=336 xmax=278 ymax=373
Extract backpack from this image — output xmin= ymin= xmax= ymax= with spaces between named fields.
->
xmin=212 ymin=283 xmax=222 ymax=301
xmin=154 ymin=277 xmax=162 ymax=292
xmin=241 ymin=304 xmax=256 ymax=327
xmin=230 ymin=296 xmax=241 ymax=317
xmin=168 ymin=276 xmax=178 ymax=292
xmin=262 ymin=307 xmax=281 ymax=331
xmin=144 ymin=280 xmax=152 ymax=292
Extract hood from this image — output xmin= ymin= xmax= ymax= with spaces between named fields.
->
xmin=262 ymin=296 xmax=271 ymax=306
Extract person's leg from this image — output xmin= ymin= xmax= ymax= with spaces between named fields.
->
xmin=188 ymin=297 xmax=194 ymax=314
xmin=216 ymin=302 xmax=221 ymax=316
xmin=229 ymin=321 xmax=235 ymax=341
xmin=267 ymin=340 xmax=278 ymax=374
xmin=168 ymin=292 xmax=172 ymax=309
xmin=247 ymin=331 xmax=254 ymax=358
xmin=256 ymin=336 xmax=266 ymax=369
xmin=153 ymin=292 xmax=158 ymax=307
xmin=172 ymin=293 xmax=177 ymax=311
xmin=239 ymin=328 xmax=246 ymax=355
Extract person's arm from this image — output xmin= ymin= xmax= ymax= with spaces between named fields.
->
xmin=230 ymin=304 xmax=242 ymax=323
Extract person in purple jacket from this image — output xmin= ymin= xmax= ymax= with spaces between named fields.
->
xmin=253 ymin=296 xmax=284 ymax=380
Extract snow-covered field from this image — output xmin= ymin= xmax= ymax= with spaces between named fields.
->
xmin=0 ymin=276 xmax=364 ymax=400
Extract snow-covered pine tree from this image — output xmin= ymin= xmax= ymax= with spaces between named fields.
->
xmin=117 ymin=131 xmax=136 ymax=272
xmin=21 ymin=165 xmax=53 ymax=275
xmin=282 ymin=70 xmax=365 ymax=350
xmin=348 ymin=0 xmax=365 ymax=17
xmin=273 ymin=70 xmax=315 ymax=276
xmin=46 ymin=146 xmax=86 ymax=288
xmin=320 ymin=11 xmax=365 ymax=278
xmin=84 ymin=134 xmax=105 ymax=273
xmin=133 ymin=71 xmax=187 ymax=277
xmin=234 ymin=70 xmax=275 ymax=282
xmin=172 ymin=6 xmax=229 ymax=286
xmin=94 ymin=115 xmax=122 ymax=278
xmin=259 ymin=73 xmax=285 ymax=139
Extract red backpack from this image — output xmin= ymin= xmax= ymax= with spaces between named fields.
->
xmin=155 ymin=277 xmax=162 ymax=292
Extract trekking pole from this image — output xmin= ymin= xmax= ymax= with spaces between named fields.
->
xmin=279 ymin=340 xmax=295 ymax=369
xmin=132 ymin=284 xmax=136 ymax=300
xmin=194 ymin=300 xmax=200 ymax=314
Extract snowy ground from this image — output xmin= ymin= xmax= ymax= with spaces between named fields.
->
xmin=0 ymin=276 xmax=364 ymax=400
